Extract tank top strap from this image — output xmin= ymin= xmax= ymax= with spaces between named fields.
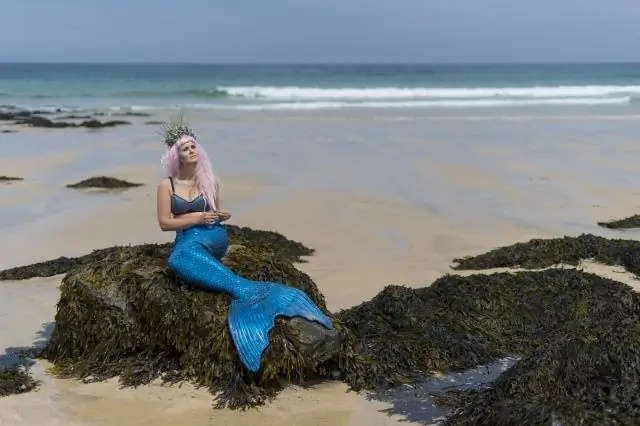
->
xmin=168 ymin=177 xmax=175 ymax=194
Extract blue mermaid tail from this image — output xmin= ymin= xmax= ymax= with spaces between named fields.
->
xmin=167 ymin=223 xmax=333 ymax=372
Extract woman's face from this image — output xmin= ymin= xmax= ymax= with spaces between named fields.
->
xmin=179 ymin=140 xmax=198 ymax=165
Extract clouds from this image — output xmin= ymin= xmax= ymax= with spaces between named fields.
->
xmin=0 ymin=0 xmax=638 ymax=63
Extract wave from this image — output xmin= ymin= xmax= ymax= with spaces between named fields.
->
xmin=108 ymin=96 xmax=632 ymax=111
xmin=219 ymin=85 xmax=640 ymax=101
xmin=2 ymin=96 xmax=632 ymax=115
xmin=9 ymin=84 xmax=640 ymax=102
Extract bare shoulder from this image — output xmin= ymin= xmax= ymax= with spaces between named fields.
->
xmin=157 ymin=178 xmax=172 ymax=194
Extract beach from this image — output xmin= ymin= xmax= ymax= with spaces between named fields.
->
xmin=3 ymin=65 xmax=640 ymax=424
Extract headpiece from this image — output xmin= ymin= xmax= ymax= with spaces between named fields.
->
xmin=161 ymin=116 xmax=197 ymax=148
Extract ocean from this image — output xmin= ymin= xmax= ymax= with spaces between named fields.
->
xmin=2 ymin=63 xmax=640 ymax=113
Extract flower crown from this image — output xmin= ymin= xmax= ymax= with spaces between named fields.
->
xmin=161 ymin=118 xmax=197 ymax=148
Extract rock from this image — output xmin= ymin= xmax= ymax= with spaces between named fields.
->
xmin=66 ymin=176 xmax=144 ymax=189
xmin=0 ymin=176 xmax=23 ymax=182
xmin=598 ymin=214 xmax=640 ymax=230
xmin=0 ymin=225 xmax=314 ymax=281
xmin=339 ymin=268 xmax=640 ymax=426
xmin=0 ymin=365 xmax=39 ymax=397
xmin=112 ymin=112 xmax=152 ymax=117
xmin=0 ymin=110 xmax=130 ymax=129
xmin=16 ymin=116 xmax=131 ymax=129
xmin=7 ymin=226 xmax=640 ymax=421
xmin=0 ymin=111 xmax=31 ymax=120
xmin=450 ymin=233 xmax=640 ymax=270
xmin=145 ymin=120 xmax=164 ymax=125
xmin=0 ymin=129 xmax=17 ymax=133
xmin=79 ymin=119 xmax=130 ymax=128
xmin=39 ymin=235 xmax=348 ymax=409
xmin=56 ymin=115 xmax=93 ymax=120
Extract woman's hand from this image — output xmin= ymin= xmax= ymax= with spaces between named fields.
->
xmin=216 ymin=211 xmax=231 ymax=222
xmin=191 ymin=211 xmax=219 ymax=225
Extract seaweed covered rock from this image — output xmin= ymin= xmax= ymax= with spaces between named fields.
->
xmin=337 ymin=268 xmax=640 ymax=425
xmin=337 ymin=268 xmax=639 ymax=386
xmin=12 ymin=114 xmax=130 ymax=129
xmin=0 ymin=175 xmax=23 ymax=182
xmin=598 ymin=214 xmax=640 ymax=230
xmin=0 ymin=365 xmax=39 ymax=397
xmin=451 ymin=233 xmax=640 ymax=272
xmin=0 ymin=225 xmax=314 ymax=281
xmin=437 ymin=320 xmax=640 ymax=425
xmin=66 ymin=176 xmax=144 ymax=189
xmin=39 ymin=237 xmax=348 ymax=408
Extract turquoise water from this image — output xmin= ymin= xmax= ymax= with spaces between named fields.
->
xmin=2 ymin=63 xmax=640 ymax=111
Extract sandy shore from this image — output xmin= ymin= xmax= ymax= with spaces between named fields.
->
xmin=2 ymin=108 xmax=640 ymax=425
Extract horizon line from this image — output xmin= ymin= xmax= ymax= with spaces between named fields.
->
xmin=1 ymin=61 xmax=640 ymax=66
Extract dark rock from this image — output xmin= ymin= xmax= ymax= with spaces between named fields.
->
xmin=145 ymin=120 xmax=164 ymax=125
xmin=339 ymin=268 xmax=640 ymax=426
xmin=15 ymin=116 xmax=131 ymax=129
xmin=0 ymin=365 xmax=39 ymax=397
xmin=112 ymin=112 xmax=152 ymax=117
xmin=0 ymin=111 xmax=31 ymax=121
xmin=0 ymin=129 xmax=17 ymax=133
xmin=7 ymin=226 xmax=640 ymax=421
xmin=0 ymin=225 xmax=315 ymax=281
xmin=0 ymin=176 xmax=23 ymax=182
xmin=66 ymin=176 xmax=143 ymax=189
xmin=38 ymin=235 xmax=350 ymax=409
xmin=15 ymin=116 xmax=70 ymax=128
xmin=450 ymin=233 xmax=640 ymax=271
xmin=0 ymin=110 xmax=131 ymax=129
xmin=79 ymin=119 xmax=130 ymax=128
xmin=598 ymin=214 xmax=640 ymax=230
xmin=56 ymin=115 xmax=93 ymax=120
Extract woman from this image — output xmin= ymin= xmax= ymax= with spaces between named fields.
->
xmin=156 ymin=121 xmax=333 ymax=373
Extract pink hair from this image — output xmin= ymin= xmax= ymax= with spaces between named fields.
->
xmin=161 ymin=134 xmax=219 ymax=210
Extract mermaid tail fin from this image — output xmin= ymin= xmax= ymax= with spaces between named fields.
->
xmin=227 ymin=282 xmax=333 ymax=373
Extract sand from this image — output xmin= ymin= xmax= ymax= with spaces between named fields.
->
xmin=2 ymin=107 xmax=640 ymax=425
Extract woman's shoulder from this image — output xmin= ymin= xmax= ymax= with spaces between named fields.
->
xmin=157 ymin=177 xmax=173 ymax=190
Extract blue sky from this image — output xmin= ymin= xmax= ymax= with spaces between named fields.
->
xmin=1 ymin=0 xmax=639 ymax=63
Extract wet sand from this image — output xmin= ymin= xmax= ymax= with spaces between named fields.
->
xmin=1 ymin=106 xmax=640 ymax=425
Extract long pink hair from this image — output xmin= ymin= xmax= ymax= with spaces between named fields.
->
xmin=161 ymin=134 xmax=219 ymax=210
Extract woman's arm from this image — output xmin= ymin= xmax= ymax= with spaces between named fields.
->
xmin=156 ymin=179 xmax=201 ymax=231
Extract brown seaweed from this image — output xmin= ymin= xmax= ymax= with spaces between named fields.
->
xmin=38 ymin=239 xmax=354 ymax=409
xmin=66 ymin=176 xmax=144 ymax=189
xmin=451 ymin=233 xmax=640 ymax=274
xmin=0 ymin=176 xmax=23 ymax=182
xmin=0 ymin=225 xmax=314 ymax=281
xmin=6 ymin=226 xmax=640 ymax=424
xmin=598 ymin=214 xmax=640 ymax=230
xmin=0 ymin=365 xmax=39 ymax=397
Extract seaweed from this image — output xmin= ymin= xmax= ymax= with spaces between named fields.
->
xmin=339 ymin=268 xmax=640 ymax=425
xmin=451 ymin=233 xmax=640 ymax=273
xmin=37 ymin=233 xmax=351 ymax=409
xmin=66 ymin=176 xmax=144 ymax=189
xmin=0 ymin=359 xmax=40 ymax=398
xmin=0 ymin=225 xmax=313 ymax=281
xmin=437 ymin=320 xmax=640 ymax=426
xmin=8 ymin=225 xmax=640 ymax=424
xmin=598 ymin=214 xmax=640 ymax=230
xmin=0 ymin=176 xmax=23 ymax=182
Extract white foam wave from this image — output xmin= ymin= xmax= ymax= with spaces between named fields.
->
xmin=221 ymin=85 xmax=640 ymax=101
xmin=220 ymin=86 xmax=640 ymax=100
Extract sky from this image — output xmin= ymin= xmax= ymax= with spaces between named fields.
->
xmin=1 ymin=0 xmax=639 ymax=64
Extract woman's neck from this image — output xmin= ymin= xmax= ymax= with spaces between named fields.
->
xmin=177 ymin=165 xmax=196 ymax=181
